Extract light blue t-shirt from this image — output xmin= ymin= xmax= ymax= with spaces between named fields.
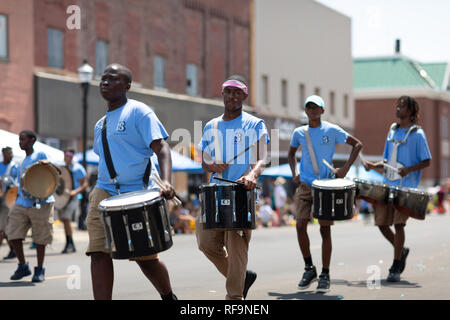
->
xmin=16 ymin=151 xmax=55 ymax=207
xmin=290 ymin=121 xmax=349 ymax=187
xmin=0 ymin=161 xmax=19 ymax=183
xmin=66 ymin=162 xmax=87 ymax=189
xmin=93 ymin=99 xmax=168 ymax=195
xmin=382 ymin=127 xmax=431 ymax=188
xmin=199 ymin=111 xmax=270 ymax=182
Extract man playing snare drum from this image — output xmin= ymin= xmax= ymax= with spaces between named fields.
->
xmin=363 ymin=96 xmax=431 ymax=282
xmin=6 ymin=130 xmax=55 ymax=283
xmin=288 ymin=95 xmax=362 ymax=293
xmin=197 ymin=75 xmax=269 ymax=300
xmin=86 ymin=63 xmax=178 ymax=300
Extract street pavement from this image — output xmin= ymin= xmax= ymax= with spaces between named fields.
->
xmin=0 ymin=211 xmax=449 ymax=300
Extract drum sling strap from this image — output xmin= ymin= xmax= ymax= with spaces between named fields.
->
xmin=304 ymin=126 xmax=320 ymax=178
xmin=101 ymin=116 xmax=152 ymax=194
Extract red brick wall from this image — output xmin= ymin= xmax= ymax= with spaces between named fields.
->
xmin=32 ymin=0 xmax=250 ymax=98
xmin=0 ymin=0 xmax=34 ymax=133
xmin=354 ymin=96 xmax=443 ymax=183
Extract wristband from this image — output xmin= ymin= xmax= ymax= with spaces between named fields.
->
xmin=210 ymin=163 xmax=214 ymax=171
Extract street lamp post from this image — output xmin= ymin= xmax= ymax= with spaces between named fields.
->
xmin=77 ymin=59 xmax=93 ymax=230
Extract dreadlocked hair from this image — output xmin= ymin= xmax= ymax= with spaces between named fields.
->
xmin=397 ymin=95 xmax=419 ymax=124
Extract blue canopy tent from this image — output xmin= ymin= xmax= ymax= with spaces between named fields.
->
xmin=74 ymin=149 xmax=203 ymax=173
xmin=260 ymin=162 xmax=383 ymax=182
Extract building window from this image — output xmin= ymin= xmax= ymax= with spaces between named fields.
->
xmin=48 ymin=28 xmax=64 ymax=68
xmin=96 ymin=40 xmax=109 ymax=76
xmin=0 ymin=14 xmax=8 ymax=60
xmin=343 ymin=94 xmax=349 ymax=118
xmin=441 ymin=116 xmax=448 ymax=139
xmin=442 ymin=159 xmax=449 ymax=180
xmin=154 ymin=55 xmax=166 ymax=88
xmin=329 ymin=91 xmax=335 ymax=115
xmin=299 ymin=83 xmax=305 ymax=110
xmin=262 ymin=75 xmax=269 ymax=105
xmin=314 ymin=87 xmax=321 ymax=96
xmin=186 ymin=64 xmax=197 ymax=95
xmin=281 ymin=79 xmax=288 ymax=108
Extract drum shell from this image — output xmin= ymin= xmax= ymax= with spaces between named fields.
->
xmin=101 ymin=199 xmax=173 ymax=260
xmin=391 ymin=187 xmax=430 ymax=220
xmin=354 ymin=179 xmax=390 ymax=206
xmin=199 ymin=183 xmax=256 ymax=230
xmin=312 ymin=184 xmax=356 ymax=221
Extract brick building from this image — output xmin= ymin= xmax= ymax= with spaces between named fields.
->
xmin=353 ymin=54 xmax=450 ymax=186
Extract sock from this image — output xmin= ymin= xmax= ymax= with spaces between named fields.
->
xmin=161 ymin=292 xmax=178 ymax=300
xmin=304 ymin=256 xmax=313 ymax=268
xmin=392 ymin=260 xmax=401 ymax=271
xmin=322 ymin=268 xmax=330 ymax=275
xmin=66 ymin=235 xmax=74 ymax=246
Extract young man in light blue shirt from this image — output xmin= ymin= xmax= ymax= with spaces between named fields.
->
xmin=0 ymin=146 xmax=19 ymax=259
xmin=86 ymin=63 xmax=178 ymax=300
xmin=288 ymin=95 xmax=362 ymax=293
xmin=198 ymin=75 xmax=269 ymax=300
xmin=6 ymin=131 xmax=56 ymax=283
xmin=364 ymin=96 xmax=431 ymax=282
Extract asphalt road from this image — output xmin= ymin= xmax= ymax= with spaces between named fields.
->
xmin=0 ymin=211 xmax=449 ymax=300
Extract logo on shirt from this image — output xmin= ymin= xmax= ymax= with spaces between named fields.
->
xmin=117 ymin=121 xmax=126 ymax=132
xmin=234 ymin=133 xmax=243 ymax=143
xmin=322 ymin=136 xmax=329 ymax=144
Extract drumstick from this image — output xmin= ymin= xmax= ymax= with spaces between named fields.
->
xmin=383 ymin=162 xmax=400 ymax=173
xmin=152 ymin=173 xmax=183 ymax=206
xmin=213 ymin=176 xmax=262 ymax=190
xmin=225 ymin=143 xmax=256 ymax=165
xmin=322 ymin=159 xmax=338 ymax=174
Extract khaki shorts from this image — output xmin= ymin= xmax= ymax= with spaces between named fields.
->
xmin=85 ymin=188 xmax=158 ymax=261
xmin=55 ymin=197 xmax=79 ymax=221
xmin=294 ymin=182 xmax=333 ymax=226
xmin=0 ymin=204 xmax=9 ymax=232
xmin=6 ymin=203 xmax=54 ymax=245
xmin=374 ymin=204 xmax=409 ymax=226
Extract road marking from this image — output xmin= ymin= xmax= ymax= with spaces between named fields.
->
xmin=46 ymin=274 xmax=72 ymax=280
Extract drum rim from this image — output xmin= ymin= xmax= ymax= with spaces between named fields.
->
xmin=311 ymin=178 xmax=356 ymax=190
xmin=98 ymin=190 xmax=164 ymax=211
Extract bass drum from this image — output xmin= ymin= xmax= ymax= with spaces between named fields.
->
xmin=20 ymin=161 xmax=60 ymax=201
xmin=54 ymin=166 xmax=73 ymax=210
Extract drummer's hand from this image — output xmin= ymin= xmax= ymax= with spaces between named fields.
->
xmin=362 ymin=161 xmax=371 ymax=171
xmin=398 ymin=167 xmax=410 ymax=177
xmin=69 ymin=190 xmax=78 ymax=197
xmin=211 ymin=162 xmax=229 ymax=173
xmin=292 ymin=174 xmax=300 ymax=185
xmin=38 ymin=160 xmax=50 ymax=165
xmin=237 ymin=173 xmax=257 ymax=190
xmin=159 ymin=180 xmax=176 ymax=199
xmin=335 ymin=167 xmax=348 ymax=179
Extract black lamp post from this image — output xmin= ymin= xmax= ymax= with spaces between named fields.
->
xmin=77 ymin=59 xmax=94 ymax=170
xmin=77 ymin=59 xmax=93 ymax=230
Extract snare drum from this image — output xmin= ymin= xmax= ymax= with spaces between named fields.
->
xmin=353 ymin=178 xmax=390 ymax=206
xmin=98 ymin=190 xmax=173 ymax=259
xmin=311 ymin=178 xmax=356 ymax=221
xmin=391 ymin=186 xmax=431 ymax=220
xmin=198 ymin=183 xmax=256 ymax=231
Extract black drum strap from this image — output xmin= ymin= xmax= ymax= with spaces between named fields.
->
xmin=143 ymin=158 xmax=152 ymax=189
xmin=101 ymin=116 xmax=120 ymax=194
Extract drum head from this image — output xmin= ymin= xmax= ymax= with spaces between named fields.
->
xmin=54 ymin=166 xmax=73 ymax=210
xmin=312 ymin=178 xmax=355 ymax=190
xmin=22 ymin=162 xmax=60 ymax=199
xmin=98 ymin=190 xmax=162 ymax=211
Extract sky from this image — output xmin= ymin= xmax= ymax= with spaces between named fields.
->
xmin=315 ymin=0 xmax=450 ymax=62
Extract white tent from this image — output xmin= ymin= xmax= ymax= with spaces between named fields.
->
xmin=0 ymin=129 xmax=64 ymax=165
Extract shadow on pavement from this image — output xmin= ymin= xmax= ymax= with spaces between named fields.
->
xmin=0 ymin=281 xmax=36 ymax=288
xmin=268 ymin=291 xmax=343 ymax=300
xmin=332 ymin=279 xmax=421 ymax=289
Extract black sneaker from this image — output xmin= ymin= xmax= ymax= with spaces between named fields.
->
xmin=316 ymin=273 xmax=330 ymax=293
xmin=61 ymin=243 xmax=76 ymax=254
xmin=32 ymin=266 xmax=45 ymax=283
xmin=3 ymin=250 xmax=16 ymax=260
xmin=10 ymin=262 xmax=32 ymax=280
xmin=398 ymin=247 xmax=409 ymax=273
xmin=243 ymin=270 xmax=257 ymax=299
xmin=297 ymin=265 xmax=317 ymax=290
xmin=387 ymin=267 xmax=400 ymax=282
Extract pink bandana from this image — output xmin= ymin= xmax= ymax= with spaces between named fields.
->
xmin=221 ymin=80 xmax=248 ymax=95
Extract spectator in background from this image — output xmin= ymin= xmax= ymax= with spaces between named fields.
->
xmin=358 ymin=199 xmax=373 ymax=225
xmin=257 ymin=197 xmax=277 ymax=228
xmin=273 ymin=177 xmax=287 ymax=227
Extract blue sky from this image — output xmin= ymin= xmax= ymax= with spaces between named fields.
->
xmin=315 ymin=0 xmax=450 ymax=62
